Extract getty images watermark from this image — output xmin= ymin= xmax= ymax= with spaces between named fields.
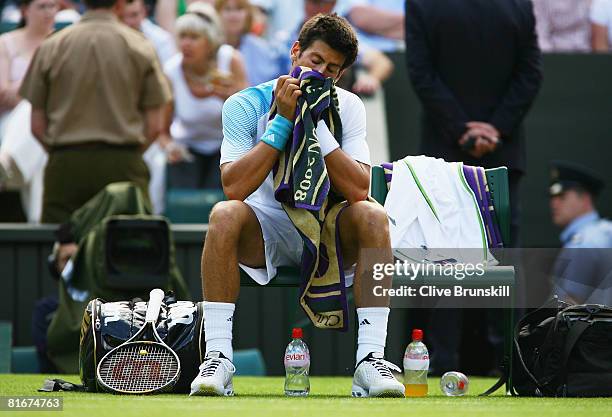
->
xmin=371 ymin=260 xmax=510 ymax=299
xmin=358 ymin=248 xmax=515 ymax=308
xmin=361 ymin=247 xmax=612 ymax=309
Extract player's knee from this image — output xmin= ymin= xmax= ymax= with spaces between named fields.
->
xmin=352 ymin=201 xmax=389 ymax=238
xmin=207 ymin=201 xmax=248 ymax=238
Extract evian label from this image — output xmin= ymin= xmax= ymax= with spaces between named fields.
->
xmin=403 ymin=352 xmax=429 ymax=371
xmin=284 ymin=352 xmax=310 ymax=367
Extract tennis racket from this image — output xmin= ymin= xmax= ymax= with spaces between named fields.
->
xmin=96 ymin=289 xmax=181 ymax=394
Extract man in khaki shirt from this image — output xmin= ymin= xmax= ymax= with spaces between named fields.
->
xmin=20 ymin=0 xmax=172 ymax=223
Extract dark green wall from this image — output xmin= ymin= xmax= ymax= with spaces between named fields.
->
xmin=383 ymin=53 xmax=612 ymax=247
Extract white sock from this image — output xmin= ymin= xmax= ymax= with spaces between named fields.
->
xmin=356 ymin=307 xmax=389 ymax=364
xmin=203 ymin=301 xmax=235 ymax=362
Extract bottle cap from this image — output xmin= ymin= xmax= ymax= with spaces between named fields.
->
xmin=292 ymin=328 xmax=303 ymax=339
xmin=412 ymin=328 xmax=423 ymax=341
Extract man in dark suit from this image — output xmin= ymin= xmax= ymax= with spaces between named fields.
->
xmin=404 ymin=0 xmax=543 ymax=374
xmin=405 ymin=0 xmax=542 ymax=246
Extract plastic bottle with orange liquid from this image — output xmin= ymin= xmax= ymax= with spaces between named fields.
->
xmin=403 ymin=329 xmax=429 ymax=397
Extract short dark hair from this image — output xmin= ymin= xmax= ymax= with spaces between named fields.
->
xmin=297 ymin=13 xmax=358 ymax=70
xmin=83 ymin=0 xmax=118 ymax=9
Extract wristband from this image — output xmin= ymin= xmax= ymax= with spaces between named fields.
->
xmin=260 ymin=115 xmax=293 ymax=151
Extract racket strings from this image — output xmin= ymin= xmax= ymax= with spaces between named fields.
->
xmin=98 ymin=343 xmax=179 ymax=393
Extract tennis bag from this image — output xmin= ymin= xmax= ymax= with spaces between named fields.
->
xmin=485 ymin=298 xmax=612 ymax=397
xmin=79 ymin=296 xmax=205 ymax=393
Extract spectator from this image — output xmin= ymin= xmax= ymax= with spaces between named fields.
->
xmin=0 ymin=0 xmax=57 ymax=222
xmin=19 ymin=0 xmax=172 ymax=223
xmin=214 ymin=0 xmax=284 ymax=86
xmin=154 ymin=0 xmax=213 ymax=33
xmin=121 ymin=0 xmax=177 ymax=64
xmin=0 ymin=0 xmax=57 ymax=126
xmin=248 ymin=0 xmax=266 ymax=36
xmin=160 ymin=1 xmax=247 ymax=189
xmin=591 ymin=0 xmax=612 ymax=51
xmin=405 ymin=0 xmax=542 ymax=374
xmin=533 ymin=0 xmax=592 ymax=52
xmin=348 ymin=0 xmax=404 ymax=52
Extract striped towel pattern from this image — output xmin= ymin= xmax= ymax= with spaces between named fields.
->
xmin=270 ymin=66 xmax=349 ymax=331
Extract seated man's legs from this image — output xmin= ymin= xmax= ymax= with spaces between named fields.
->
xmin=338 ymin=200 xmax=404 ymax=397
xmin=192 ymin=200 xmax=265 ymax=396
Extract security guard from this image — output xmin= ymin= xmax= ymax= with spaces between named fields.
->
xmin=550 ymin=160 xmax=612 ymax=305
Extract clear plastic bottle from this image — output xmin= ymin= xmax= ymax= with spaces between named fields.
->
xmin=284 ymin=327 xmax=310 ymax=396
xmin=440 ymin=371 xmax=469 ymax=396
xmin=403 ymin=328 xmax=429 ymax=397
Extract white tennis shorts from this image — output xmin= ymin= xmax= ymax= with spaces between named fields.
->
xmin=239 ymin=201 xmax=355 ymax=287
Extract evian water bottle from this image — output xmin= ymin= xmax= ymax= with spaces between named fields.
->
xmin=284 ymin=327 xmax=310 ymax=396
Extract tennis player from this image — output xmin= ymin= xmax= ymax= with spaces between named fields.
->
xmin=190 ymin=13 xmax=404 ymax=398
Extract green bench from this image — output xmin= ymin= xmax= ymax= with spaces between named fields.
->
xmin=165 ymin=189 xmax=225 ymax=224
xmin=235 ymin=164 xmax=515 ymax=393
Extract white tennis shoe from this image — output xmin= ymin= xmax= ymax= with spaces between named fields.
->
xmin=351 ymin=352 xmax=405 ymax=398
xmin=189 ymin=351 xmax=235 ymax=396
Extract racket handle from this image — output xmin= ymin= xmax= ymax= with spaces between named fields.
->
xmin=146 ymin=288 xmax=165 ymax=322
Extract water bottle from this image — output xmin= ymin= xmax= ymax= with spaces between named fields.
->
xmin=403 ymin=328 xmax=429 ymax=397
xmin=284 ymin=327 xmax=310 ymax=396
xmin=440 ymin=371 xmax=469 ymax=396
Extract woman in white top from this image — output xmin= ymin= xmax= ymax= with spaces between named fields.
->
xmin=0 ymin=0 xmax=57 ymax=222
xmin=160 ymin=1 xmax=248 ymax=189
xmin=0 ymin=0 xmax=57 ymax=124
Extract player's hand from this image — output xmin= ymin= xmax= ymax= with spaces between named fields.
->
xmin=275 ymin=75 xmax=302 ymax=121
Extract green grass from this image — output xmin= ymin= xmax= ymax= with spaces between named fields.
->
xmin=1 ymin=375 xmax=611 ymax=417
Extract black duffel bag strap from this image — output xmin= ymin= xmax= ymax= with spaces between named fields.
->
xmin=479 ymin=310 xmax=542 ymax=396
xmin=562 ymin=320 xmax=591 ymax=370
xmin=557 ymin=318 xmax=591 ymax=396
xmin=479 ymin=356 xmax=510 ymax=396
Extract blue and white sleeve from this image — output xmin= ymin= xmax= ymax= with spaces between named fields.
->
xmin=219 ymin=94 xmax=258 ymax=165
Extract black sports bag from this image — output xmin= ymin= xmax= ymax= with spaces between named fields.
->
xmin=483 ymin=298 xmax=612 ymax=397
xmin=79 ymin=296 xmax=205 ymax=393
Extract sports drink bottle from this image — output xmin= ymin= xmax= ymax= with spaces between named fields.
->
xmin=403 ymin=328 xmax=429 ymax=397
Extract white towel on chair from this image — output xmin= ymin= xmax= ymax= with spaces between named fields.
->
xmin=384 ymin=155 xmax=489 ymax=263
